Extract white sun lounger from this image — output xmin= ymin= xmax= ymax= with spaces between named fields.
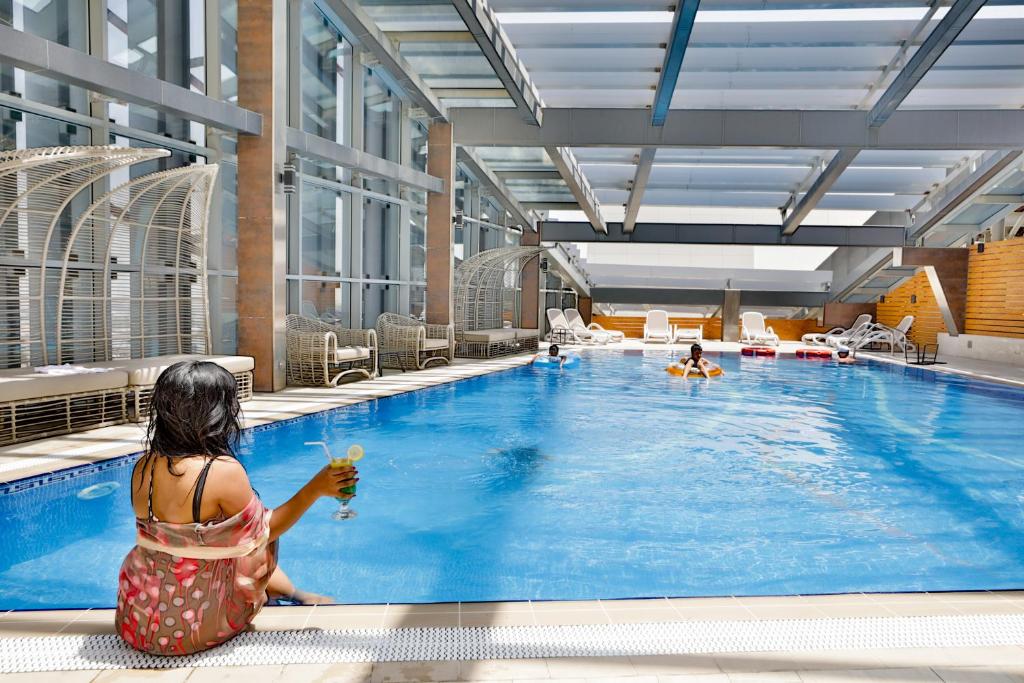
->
xmin=547 ymin=308 xmax=603 ymax=344
xmin=565 ymin=308 xmax=621 ymax=343
xmin=824 ymin=315 xmax=875 ymax=348
xmin=741 ymin=312 xmax=780 ymax=346
xmin=849 ymin=315 xmax=915 ymax=354
xmin=643 ymin=310 xmax=673 ymax=343
xmin=803 ymin=314 xmax=872 ymax=346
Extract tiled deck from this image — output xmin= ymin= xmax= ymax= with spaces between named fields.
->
xmin=3 ymin=344 xmax=1024 ymax=680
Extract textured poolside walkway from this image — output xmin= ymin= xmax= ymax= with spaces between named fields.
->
xmin=2 ymin=592 xmax=1024 ymax=681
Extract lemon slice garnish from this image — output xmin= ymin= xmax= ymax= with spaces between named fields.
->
xmin=346 ymin=444 xmax=365 ymax=462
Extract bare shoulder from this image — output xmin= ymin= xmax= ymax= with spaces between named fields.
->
xmin=205 ymin=456 xmax=255 ymax=515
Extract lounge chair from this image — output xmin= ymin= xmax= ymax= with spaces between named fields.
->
xmin=565 ymin=308 xmax=619 ymax=343
xmin=741 ymin=312 xmax=780 ymax=346
xmin=824 ymin=315 xmax=875 ymax=348
xmin=285 ymin=314 xmax=377 ymax=387
xmin=643 ymin=310 xmax=673 ymax=343
xmin=547 ymin=308 xmax=604 ymax=344
xmin=376 ymin=312 xmax=454 ymax=371
xmin=673 ymin=320 xmax=703 ymax=345
xmin=849 ymin=315 xmax=915 ymax=355
xmin=804 ymin=314 xmax=872 ymax=346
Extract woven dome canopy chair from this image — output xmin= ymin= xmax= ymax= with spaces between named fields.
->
xmin=375 ymin=312 xmax=454 ymax=372
xmin=0 ymin=146 xmax=254 ymax=444
xmin=453 ymin=246 xmax=544 ymax=359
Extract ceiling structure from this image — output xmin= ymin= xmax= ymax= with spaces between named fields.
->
xmin=358 ymin=0 xmax=1024 ymax=314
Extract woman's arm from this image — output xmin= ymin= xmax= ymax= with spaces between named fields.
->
xmin=208 ymin=459 xmax=357 ymax=542
xmin=269 ymin=465 xmax=357 ymax=542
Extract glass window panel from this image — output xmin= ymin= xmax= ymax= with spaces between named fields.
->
xmin=107 ymin=0 xmax=205 ymax=142
xmin=363 ymin=67 xmax=400 ymax=162
xmin=289 ymin=279 xmax=351 ymax=327
xmin=219 ymin=157 xmax=238 ymax=271
xmin=362 ymin=196 xmax=398 ymax=280
xmin=220 ymin=0 xmax=238 ymax=103
xmin=0 ymin=1 xmax=88 ymax=111
xmin=361 ymin=282 xmax=397 ymax=329
xmin=410 ymin=119 xmax=427 ymax=172
xmin=300 ymin=0 xmax=351 ymax=144
xmin=409 ymin=210 xmax=425 ymax=283
xmin=409 ymin=285 xmax=425 ymax=321
xmin=299 ymin=182 xmax=350 ymax=278
xmin=211 ymin=275 xmax=237 ymax=354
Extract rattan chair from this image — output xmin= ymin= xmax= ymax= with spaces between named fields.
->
xmin=286 ymin=314 xmax=377 ymax=386
xmin=375 ymin=312 xmax=453 ymax=371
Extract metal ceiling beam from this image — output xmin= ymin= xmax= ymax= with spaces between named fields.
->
xmin=322 ymin=0 xmax=446 ymax=121
xmin=651 ymin=0 xmax=701 ymax=126
xmin=523 ymin=201 xmax=581 ymax=210
xmin=495 ymin=170 xmax=563 ymax=180
xmin=868 ymin=0 xmax=988 ymax=127
xmin=541 ymin=221 xmax=906 ymax=247
xmin=386 ymin=31 xmax=474 ymax=43
xmin=781 ymin=148 xmax=860 ymax=236
xmin=544 ymin=146 xmax=607 ymax=234
xmin=907 ymin=149 xmax=1024 ymax=242
xmin=623 ymin=148 xmax=656 ymax=234
xmin=976 ymin=193 xmax=1024 ymax=204
xmin=450 ymin=107 xmax=1024 ymax=150
xmin=592 ymin=288 xmax=828 ymax=308
xmin=0 ymin=25 xmax=260 ymax=134
xmin=456 ymin=146 xmax=537 ymax=230
xmin=450 ymin=0 xmax=543 ymax=125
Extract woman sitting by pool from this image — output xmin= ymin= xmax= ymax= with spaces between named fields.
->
xmin=667 ymin=343 xmax=723 ymax=379
xmin=116 ymin=361 xmax=358 ymax=656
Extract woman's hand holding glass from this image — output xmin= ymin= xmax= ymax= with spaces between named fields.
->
xmin=309 ymin=464 xmax=358 ymax=501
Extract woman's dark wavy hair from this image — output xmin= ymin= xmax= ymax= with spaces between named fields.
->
xmin=143 ymin=360 xmax=242 ymax=476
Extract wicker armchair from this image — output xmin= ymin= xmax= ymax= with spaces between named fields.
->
xmin=375 ymin=312 xmax=454 ymax=371
xmin=286 ymin=314 xmax=378 ymax=387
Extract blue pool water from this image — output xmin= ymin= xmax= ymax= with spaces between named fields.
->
xmin=2 ymin=352 xmax=1024 ymax=609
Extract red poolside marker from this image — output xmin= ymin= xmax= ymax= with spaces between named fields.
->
xmin=796 ymin=348 xmax=833 ymax=359
xmin=741 ymin=346 xmax=776 ymax=357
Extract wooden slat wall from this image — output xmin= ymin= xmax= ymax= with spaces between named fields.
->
xmin=591 ymin=315 xmax=826 ymax=341
xmin=876 ymin=270 xmax=946 ymax=346
xmin=965 ymin=239 xmax=1024 ymax=339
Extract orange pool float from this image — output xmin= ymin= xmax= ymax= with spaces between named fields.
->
xmin=796 ymin=348 xmax=833 ymax=359
xmin=666 ymin=362 xmax=723 ymax=377
xmin=741 ymin=346 xmax=776 ymax=357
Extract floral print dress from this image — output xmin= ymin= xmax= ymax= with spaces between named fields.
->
xmin=116 ymin=494 xmax=277 ymax=655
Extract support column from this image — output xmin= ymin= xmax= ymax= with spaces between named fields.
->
xmin=722 ymin=289 xmax=741 ymax=342
xmin=892 ymin=247 xmax=969 ymax=336
xmin=237 ymin=0 xmax=289 ymax=391
xmin=520 ymin=229 xmax=541 ymax=332
xmin=426 ymin=122 xmax=455 ymax=325
xmin=577 ymin=296 xmax=593 ymax=325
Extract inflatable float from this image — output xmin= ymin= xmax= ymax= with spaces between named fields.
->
xmin=741 ymin=346 xmax=776 ymax=357
xmin=666 ymin=361 xmax=723 ymax=377
xmin=533 ymin=353 xmax=580 ymax=369
xmin=796 ymin=347 xmax=833 ymax=359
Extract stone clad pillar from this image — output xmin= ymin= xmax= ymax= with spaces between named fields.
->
xmin=426 ymin=122 xmax=455 ymax=325
xmin=236 ymin=0 xmax=289 ymax=391
xmin=722 ymin=289 xmax=741 ymax=342
xmin=520 ymin=229 xmax=541 ymax=331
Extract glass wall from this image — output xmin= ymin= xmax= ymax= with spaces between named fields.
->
xmin=299 ymin=0 xmax=351 ymax=144
xmin=363 ymin=67 xmax=400 ymax=163
xmin=107 ymin=0 xmax=206 ymax=142
xmin=0 ymin=1 xmax=88 ymax=112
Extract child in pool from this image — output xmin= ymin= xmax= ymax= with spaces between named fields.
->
xmin=680 ymin=343 xmax=719 ymax=379
xmin=530 ymin=343 xmax=567 ymax=367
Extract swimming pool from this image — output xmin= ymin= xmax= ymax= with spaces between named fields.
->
xmin=2 ymin=351 xmax=1024 ymax=610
